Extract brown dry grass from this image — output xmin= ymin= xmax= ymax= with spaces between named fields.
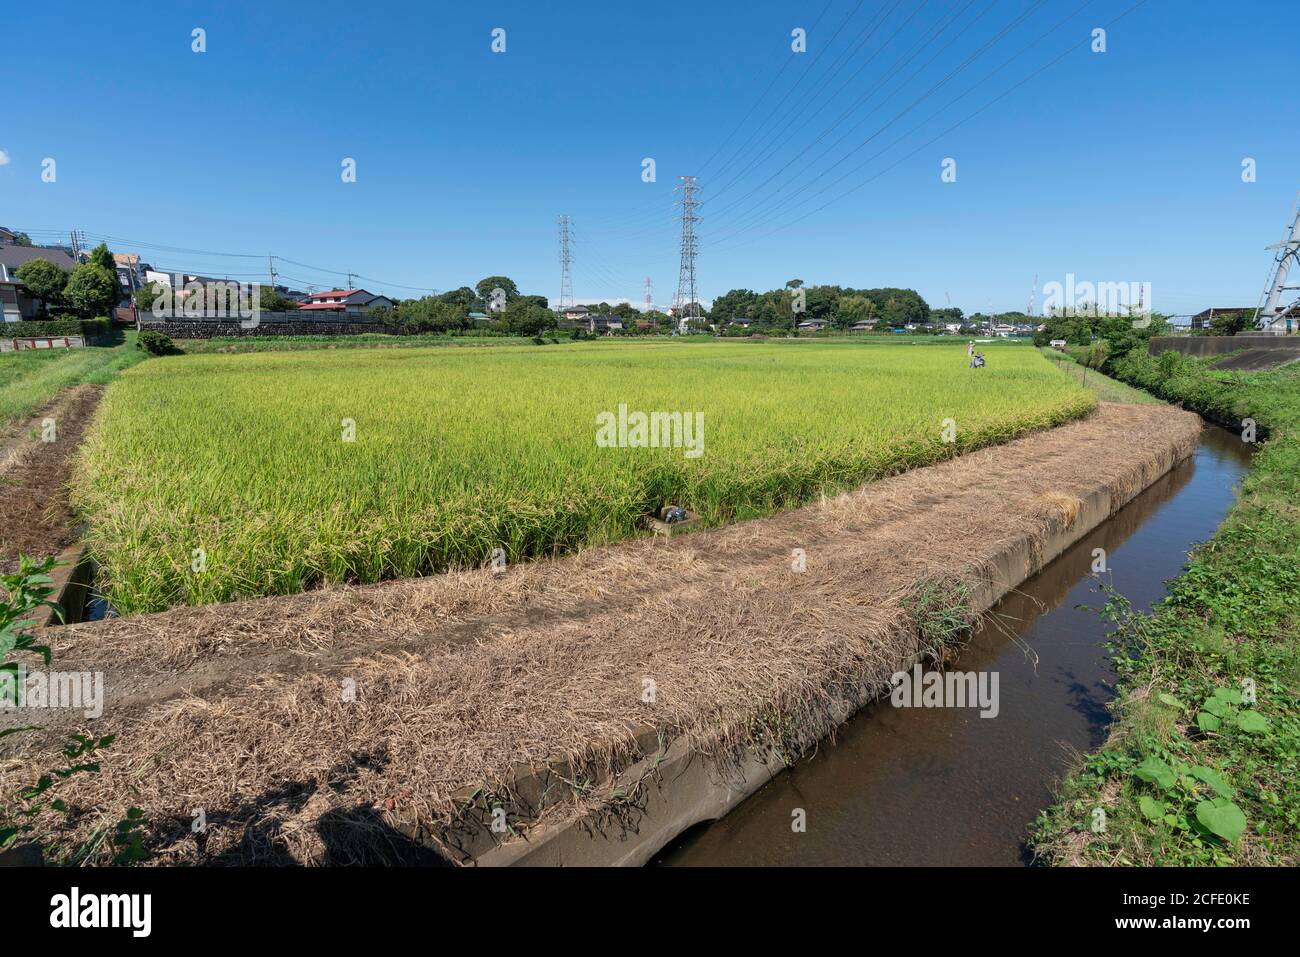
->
xmin=0 ymin=402 xmax=1203 ymax=865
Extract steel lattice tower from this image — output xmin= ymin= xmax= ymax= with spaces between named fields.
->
xmin=557 ymin=215 xmax=574 ymax=311
xmin=644 ymin=276 xmax=653 ymax=312
xmin=1255 ymin=199 xmax=1300 ymax=332
xmin=674 ymin=176 xmax=700 ymax=333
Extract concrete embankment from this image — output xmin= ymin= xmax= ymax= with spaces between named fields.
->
xmin=1148 ymin=335 xmax=1300 ymax=371
xmin=2 ymin=403 xmax=1203 ymax=866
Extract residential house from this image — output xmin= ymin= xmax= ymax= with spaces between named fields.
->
xmin=590 ymin=315 xmax=623 ymax=332
xmin=0 ymin=263 xmax=42 ymax=322
xmin=797 ymin=318 xmax=829 ymax=332
xmin=850 ymin=320 xmax=876 ymax=333
xmin=467 ymin=311 xmax=493 ymax=324
xmin=1189 ymin=307 xmax=1253 ymax=331
xmin=112 ymin=253 xmax=155 ymax=301
xmin=296 ymin=289 xmax=395 ymax=317
xmin=0 ymin=244 xmax=77 ymax=277
xmin=731 ymin=316 xmax=754 ymax=329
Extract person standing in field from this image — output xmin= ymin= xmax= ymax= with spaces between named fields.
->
xmin=967 ymin=341 xmax=974 ymax=358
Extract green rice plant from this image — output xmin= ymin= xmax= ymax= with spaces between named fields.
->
xmin=71 ymin=340 xmax=1095 ymax=613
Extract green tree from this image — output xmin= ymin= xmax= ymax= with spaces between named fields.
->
xmin=14 ymin=259 xmax=68 ymax=309
xmin=475 ymin=276 xmax=520 ymax=308
xmin=63 ymin=262 xmax=118 ymax=318
xmin=87 ymin=242 xmax=116 ymax=273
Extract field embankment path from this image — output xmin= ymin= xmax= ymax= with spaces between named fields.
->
xmin=0 ymin=384 xmax=104 ymax=573
xmin=2 ymin=402 xmax=1203 ymax=865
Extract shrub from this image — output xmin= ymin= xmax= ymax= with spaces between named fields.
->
xmin=1 ymin=318 xmax=110 ymax=338
xmin=136 ymin=331 xmax=176 ymax=356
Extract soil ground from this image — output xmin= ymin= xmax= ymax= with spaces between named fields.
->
xmin=0 ymin=385 xmax=104 ymax=573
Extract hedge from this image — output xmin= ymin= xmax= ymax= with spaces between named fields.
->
xmin=1 ymin=318 xmax=111 ymax=338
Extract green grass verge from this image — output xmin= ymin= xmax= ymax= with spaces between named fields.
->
xmin=1033 ymin=349 xmax=1300 ymax=865
xmin=0 ymin=331 xmax=148 ymax=430
xmin=1038 ymin=347 xmax=1165 ymax=405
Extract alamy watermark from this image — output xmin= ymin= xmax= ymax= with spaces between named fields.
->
xmin=1041 ymin=273 xmax=1152 ymax=318
xmin=889 ymin=664 xmax=999 ymax=719
xmin=1 ymin=663 xmax=104 ymax=718
xmin=595 ymin=403 xmax=704 ymax=458
xmin=151 ymin=279 xmax=260 ymax=329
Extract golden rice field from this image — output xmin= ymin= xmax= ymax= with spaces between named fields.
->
xmin=71 ymin=340 xmax=1095 ymax=613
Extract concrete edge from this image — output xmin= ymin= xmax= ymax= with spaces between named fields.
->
xmin=451 ymin=423 xmax=1202 ymax=866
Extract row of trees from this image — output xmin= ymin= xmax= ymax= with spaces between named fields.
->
xmin=14 ymin=243 xmax=119 ymax=319
xmin=708 ymin=282 xmax=932 ymax=331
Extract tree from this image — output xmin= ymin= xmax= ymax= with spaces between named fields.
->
xmin=87 ymin=242 xmax=116 ymax=273
xmin=10 ymin=231 xmax=33 ymax=247
xmin=503 ymin=298 xmax=554 ymax=336
xmin=14 ymin=259 xmax=68 ymax=309
xmin=133 ymin=281 xmax=167 ymax=313
xmin=475 ymin=276 xmax=520 ymax=308
xmin=257 ymin=286 xmax=297 ymax=312
xmin=63 ymin=262 xmax=119 ymax=318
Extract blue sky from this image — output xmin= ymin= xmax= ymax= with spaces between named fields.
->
xmin=2 ymin=0 xmax=1296 ymax=314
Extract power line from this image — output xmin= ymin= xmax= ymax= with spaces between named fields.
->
xmin=707 ymin=0 xmax=1147 ymax=255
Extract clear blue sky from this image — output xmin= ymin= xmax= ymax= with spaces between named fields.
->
xmin=3 ymin=0 xmax=1295 ymax=314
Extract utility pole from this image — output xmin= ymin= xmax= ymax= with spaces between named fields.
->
xmin=674 ymin=176 xmax=700 ymax=335
xmin=1255 ymin=195 xmax=1300 ymax=334
xmin=346 ymin=272 xmax=356 ymax=290
xmin=69 ymin=230 xmax=80 ymax=260
xmin=268 ymin=255 xmax=278 ymax=291
xmin=557 ymin=215 xmax=573 ymax=313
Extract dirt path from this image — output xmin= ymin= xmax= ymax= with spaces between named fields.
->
xmin=0 ymin=385 xmax=104 ymax=572
xmin=0 ymin=402 xmax=1203 ymax=865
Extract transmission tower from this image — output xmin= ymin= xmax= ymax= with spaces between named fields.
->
xmin=557 ymin=215 xmax=574 ymax=311
xmin=644 ymin=276 xmax=654 ymax=313
xmin=1026 ymin=274 xmax=1038 ymax=318
xmin=1254 ymin=197 xmax=1300 ymax=333
xmin=673 ymin=176 xmax=700 ymax=334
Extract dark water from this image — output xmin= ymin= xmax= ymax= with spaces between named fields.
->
xmin=655 ymin=427 xmax=1252 ymax=867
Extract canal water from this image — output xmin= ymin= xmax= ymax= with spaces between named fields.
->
xmin=655 ymin=426 xmax=1252 ymax=867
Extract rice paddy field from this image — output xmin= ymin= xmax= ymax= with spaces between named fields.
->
xmin=71 ymin=339 xmax=1095 ymax=613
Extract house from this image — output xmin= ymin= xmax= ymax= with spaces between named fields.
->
xmin=0 ymin=227 xmax=24 ymax=245
xmin=112 ymin=253 xmax=154 ymax=300
xmin=296 ymin=289 xmax=395 ymax=316
xmin=1049 ymin=339 xmax=1068 ymax=349
xmin=1190 ymin=307 xmax=1254 ymax=331
xmin=0 ymin=245 xmax=77 ymax=277
xmin=796 ymin=318 xmax=829 ymax=331
xmin=590 ymin=315 xmax=623 ymax=332
xmin=467 ymin=311 xmax=493 ymax=324
xmin=850 ymin=320 xmax=876 ymax=333
xmin=0 ymin=263 xmax=42 ymax=322
xmin=558 ymin=305 xmax=589 ymax=322
xmin=731 ymin=316 xmax=754 ymax=328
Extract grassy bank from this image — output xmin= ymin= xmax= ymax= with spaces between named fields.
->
xmin=73 ymin=340 xmax=1093 ymax=613
xmin=1034 ymin=349 xmax=1300 ymax=865
xmin=0 ymin=331 xmax=146 ymax=432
